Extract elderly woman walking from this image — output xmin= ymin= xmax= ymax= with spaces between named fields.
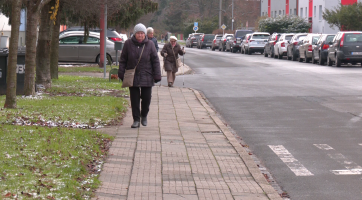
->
xmin=147 ymin=27 xmax=159 ymax=52
xmin=118 ymin=23 xmax=161 ymax=128
xmin=161 ymin=36 xmax=185 ymax=87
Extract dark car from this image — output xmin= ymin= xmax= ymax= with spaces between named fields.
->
xmin=264 ymin=33 xmax=281 ymax=58
xmin=218 ymin=34 xmax=233 ymax=52
xmin=187 ymin=33 xmax=203 ymax=48
xmin=286 ymin=33 xmax=308 ymax=61
xmin=197 ymin=34 xmax=215 ymax=49
xmin=327 ymin=31 xmax=362 ymax=67
xmin=298 ymin=33 xmax=321 ymax=63
xmin=229 ymin=29 xmax=253 ymax=53
xmin=59 ymin=26 xmax=122 ymax=42
xmin=211 ymin=35 xmax=223 ymax=51
xmin=311 ymin=34 xmax=336 ymax=65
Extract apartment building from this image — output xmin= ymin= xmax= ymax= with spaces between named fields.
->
xmin=0 ymin=10 xmax=27 ymax=48
xmin=261 ymin=0 xmax=362 ymax=33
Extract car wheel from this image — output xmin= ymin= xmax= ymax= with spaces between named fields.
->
xmin=96 ymin=54 xmax=112 ymax=65
xmin=327 ymin=56 xmax=333 ymax=66
xmin=248 ymin=49 xmax=252 ymax=55
xmin=311 ymin=52 xmax=316 ymax=64
xmin=264 ymin=50 xmax=268 ymax=57
xmin=335 ymin=54 xmax=341 ymax=67
xmin=298 ymin=56 xmax=303 ymax=62
xmin=292 ymin=52 xmax=297 ymax=61
xmin=278 ymin=50 xmax=283 ymax=59
xmin=241 ymin=48 xmax=244 ymax=54
xmin=319 ymin=52 xmax=325 ymax=65
xmin=219 ymin=47 xmax=221 ymax=51
xmin=212 ymin=47 xmax=215 ymax=51
xmin=305 ymin=52 xmax=311 ymax=63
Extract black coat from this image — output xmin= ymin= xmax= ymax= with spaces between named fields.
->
xmin=118 ymin=36 xmax=161 ymax=87
xmin=150 ymin=37 xmax=159 ymax=52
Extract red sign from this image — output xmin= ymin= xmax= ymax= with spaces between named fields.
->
xmin=341 ymin=0 xmax=357 ymax=5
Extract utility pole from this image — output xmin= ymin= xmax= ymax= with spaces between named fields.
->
xmin=231 ymin=0 xmax=234 ymax=31
xmin=103 ymin=3 xmax=107 ymax=78
xmin=219 ymin=0 xmax=222 ymax=28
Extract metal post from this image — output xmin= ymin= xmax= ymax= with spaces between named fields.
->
xmin=232 ymin=0 xmax=234 ymax=31
xmin=103 ymin=3 xmax=107 ymax=78
xmin=219 ymin=0 xmax=222 ymax=28
xmin=116 ymin=51 xmax=118 ymax=66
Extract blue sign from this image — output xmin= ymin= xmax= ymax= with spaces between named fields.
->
xmin=194 ymin=22 xmax=198 ymax=27
xmin=193 ymin=26 xmax=199 ymax=32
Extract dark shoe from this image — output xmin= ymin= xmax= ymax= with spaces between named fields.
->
xmin=131 ymin=121 xmax=140 ymax=128
xmin=168 ymin=82 xmax=173 ymax=87
xmin=141 ymin=116 xmax=147 ymax=126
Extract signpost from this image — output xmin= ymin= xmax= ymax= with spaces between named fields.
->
xmin=221 ymin=24 xmax=226 ymax=35
xmin=194 ymin=22 xmax=198 ymax=33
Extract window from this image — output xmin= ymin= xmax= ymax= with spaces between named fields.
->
xmin=305 ymin=7 xmax=307 ymax=18
xmin=262 ymin=12 xmax=264 ymax=16
xmin=279 ymin=10 xmax=281 ymax=15
xmin=314 ymin=6 xmax=316 ymax=17
xmin=275 ymin=11 xmax=277 ymax=17
xmin=85 ymin=37 xmax=100 ymax=44
xmin=59 ymin=36 xmax=81 ymax=44
xmin=300 ymin=8 xmax=303 ymax=18
xmin=294 ymin=9 xmax=297 ymax=15
xmin=290 ymin=9 xmax=292 ymax=15
xmin=319 ymin=5 xmax=323 ymax=20
xmin=283 ymin=10 xmax=285 ymax=15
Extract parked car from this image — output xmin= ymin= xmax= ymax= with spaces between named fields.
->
xmin=311 ymin=34 xmax=336 ymax=65
xmin=233 ymin=29 xmax=253 ymax=53
xmin=274 ymin=33 xmax=295 ymax=59
xmin=298 ymin=33 xmax=321 ymax=63
xmin=211 ymin=34 xmax=223 ymax=51
xmin=244 ymin=32 xmax=270 ymax=55
xmin=241 ymin=34 xmax=252 ymax=54
xmin=58 ymin=31 xmax=119 ymax=63
xmin=327 ymin=31 xmax=362 ymax=67
xmin=186 ymin=33 xmax=203 ymax=48
xmin=59 ymin=26 xmax=123 ymax=42
xmin=197 ymin=34 xmax=215 ymax=49
xmin=185 ymin=36 xmax=192 ymax=47
xmin=218 ymin=34 xmax=233 ymax=51
xmin=119 ymin=34 xmax=128 ymax=41
xmin=264 ymin=33 xmax=281 ymax=57
xmin=286 ymin=33 xmax=308 ymax=61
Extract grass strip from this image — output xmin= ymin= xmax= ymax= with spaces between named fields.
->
xmin=0 ymin=125 xmax=113 ymax=199
xmin=58 ymin=65 xmax=114 ymax=73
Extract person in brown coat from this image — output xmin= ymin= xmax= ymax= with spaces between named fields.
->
xmin=160 ymin=36 xmax=185 ymax=87
xmin=118 ymin=23 xmax=161 ymax=128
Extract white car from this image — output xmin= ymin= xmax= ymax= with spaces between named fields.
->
xmin=245 ymin=32 xmax=270 ymax=55
xmin=274 ymin=33 xmax=295 ymax=59
xmin=119 ymin=34 xmax=128 ymax=41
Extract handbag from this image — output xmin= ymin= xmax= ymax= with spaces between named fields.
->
xmin=122 ymin=44 xmax=145 ymax=88
xmin=172 ymin=46 xmax=182 ymax=68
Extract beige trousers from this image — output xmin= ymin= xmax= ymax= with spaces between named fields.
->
xmin=166 ymin=71 xmax=176 ymax=84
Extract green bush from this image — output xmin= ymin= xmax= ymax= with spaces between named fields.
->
xmin=258 ymin=15 xmax=311 ymax=34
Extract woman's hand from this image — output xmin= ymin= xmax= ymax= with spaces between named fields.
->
xmin=163 ymin=53 xmax=168 ymax=57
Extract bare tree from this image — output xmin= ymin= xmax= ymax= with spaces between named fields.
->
xmin=4 ymin=0 xmax=22 ymax=108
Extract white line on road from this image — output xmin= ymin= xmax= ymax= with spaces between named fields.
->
xmin=268 ymin=145 xmax=314 ymax=176
xmin=314 ymin=144 xmax=362 ymax=175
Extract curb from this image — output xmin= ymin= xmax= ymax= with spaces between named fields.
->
xmin=191 ymin=88 xmax=283 ymax=200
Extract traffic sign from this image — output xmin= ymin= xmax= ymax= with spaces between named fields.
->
xmin=221 ymin=24 xmax=226 ymax=30
xmin=194 ymin=22 xmax=198 ymax=27
xmin=193 ymin=26 xmax=199 ymax=32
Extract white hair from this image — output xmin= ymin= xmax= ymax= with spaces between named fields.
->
xmin=147 ymin=27 xmax=154 ymax=34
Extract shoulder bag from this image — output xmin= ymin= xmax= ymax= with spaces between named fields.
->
xmin=172 ymin=46 xmax=182 ymax=68
xmin=122 ymin=44 xmax=145 ymax=88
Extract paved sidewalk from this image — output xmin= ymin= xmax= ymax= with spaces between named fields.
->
xmin=94 ymin=86 xmax=282 ymax=200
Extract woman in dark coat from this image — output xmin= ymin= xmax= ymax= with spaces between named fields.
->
xmin=118 ymin=23 xmax=161 ymax=128
xmin=160 ymin=36 xmax=185 ymax=87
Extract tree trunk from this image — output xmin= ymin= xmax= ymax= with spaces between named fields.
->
xmin=50 ymin=2 xmax=62 ymax=79
xmin=24 ymin=5 xmax=39 ymax=96
xmin=36 ymin=2 xmax=52 ymax=89
xmin=4 ymin=0 xmax=22 ymax=108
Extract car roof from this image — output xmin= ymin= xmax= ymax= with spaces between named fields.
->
xmin=59 ymin=31 xmax=100 ymax=39
xmin=252 ymin=32 xmax=270 ymax=35
xmin=60 ymin=27 xmax=121 ymax=38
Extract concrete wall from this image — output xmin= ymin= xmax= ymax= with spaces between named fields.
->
xmin=261 ymin=0 xmax=298 ymax=17
xmin=312 ymin=0 xmax=340 ymax=34
xmin=261 ymin=0 xmax=269 ymax=16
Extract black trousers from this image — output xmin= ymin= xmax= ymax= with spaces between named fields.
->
xmin=129 ymin=87 xmax=152 ymax=122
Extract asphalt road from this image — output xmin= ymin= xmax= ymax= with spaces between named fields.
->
xmin=161 ymin=45 xmax=362 ymax=200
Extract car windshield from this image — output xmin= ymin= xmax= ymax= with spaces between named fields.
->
xmin=297 ymin=35 xmax=306 ymax=41
xmin=194 ymin=35 xmax=201 ymax=39
xmin=216 ymin=36 xmax=222 ymax=39
xmin=344 ymin=33 xmax=362 ymax=43
xmin=312 ymin=36 xmax=320 ymax=44
xmin=325 ymin=35 xmax=335 ymax=43
xmin=285 ymin=35 xmax=294 ymax=41
xmin=236 ymin=31 xmax=252 ymax=37
xmin=226 ymin=35 xmax=233 ymax=39
xmin=252 ymin=34 xmax=269 ymax=39
xmin=204 ymin=35 xmax=215 ymax=40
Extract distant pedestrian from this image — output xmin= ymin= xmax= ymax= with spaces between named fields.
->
xmin=161 ymin=36 xmax=185 ymax=87
xmin=118 ymin=23 xmax=161 ymax=128
xmin=164 ymin=33 xmax=168 ymax=43
xmin=161 ymin=34 xmax=164 ymax=43
xmin=147 ymin=27 xmax=159 ymax=52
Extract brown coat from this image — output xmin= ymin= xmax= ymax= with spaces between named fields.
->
xmin=161 ymin=43 xmax=184 ymax=73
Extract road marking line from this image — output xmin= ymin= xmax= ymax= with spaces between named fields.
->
xmin=268 ymin=145 xmax=314 ymax=176
xmin=314 ymin=144 xmax=362 ymax=175
xmin=313 ymin=144 xmax=334 ymax=150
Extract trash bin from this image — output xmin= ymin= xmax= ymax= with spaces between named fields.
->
xmin=0 ymin=48 xmax=26 ymax=95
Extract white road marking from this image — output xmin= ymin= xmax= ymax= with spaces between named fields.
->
xmin=268 ymin=145 xmax=314 ymax=176
xmin=358 ymin=143 xmax=362 ymax=146
xmin=313 ymin=144 xmax=334 ymax=150
xmin=314 ymin=144 xmax=362 ymax=175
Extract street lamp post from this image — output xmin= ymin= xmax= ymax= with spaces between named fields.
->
xmin=232 ymin=0 xmax=234 ymax=31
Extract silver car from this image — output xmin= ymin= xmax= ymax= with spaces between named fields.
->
xmin=245 ymin=32 xmax=270 ymax=55
xmin=59 ymin=31 xmax=119 ymax=63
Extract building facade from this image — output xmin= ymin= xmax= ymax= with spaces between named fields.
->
xmin=0 ymin=10 xmax=27 ymax=48
xmin=261 ymin=0 xmax=362 ymax=34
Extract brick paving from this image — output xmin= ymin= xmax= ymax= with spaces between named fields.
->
xmin=94 ymin=86 xmax=281 ymax=200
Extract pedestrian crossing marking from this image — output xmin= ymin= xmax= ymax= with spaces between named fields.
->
xmin=268 ymin=145 xmax=314 ymax=176
xmin=314 ymin=144 xmax=362 ymax=175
